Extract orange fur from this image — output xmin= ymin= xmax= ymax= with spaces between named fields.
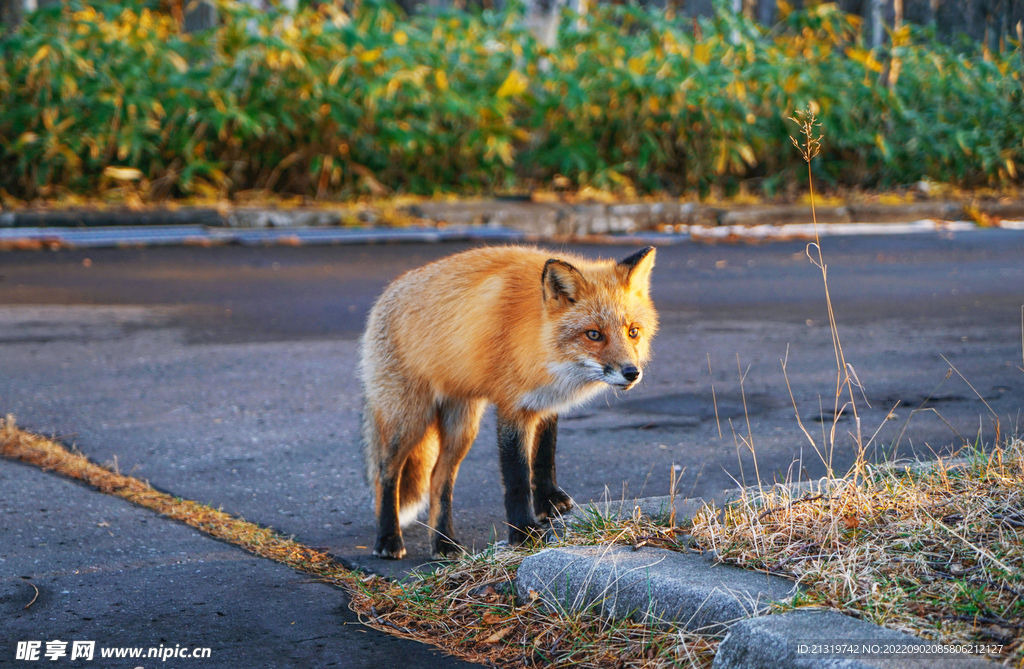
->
xmin=360 ymin=245 xmax=657 ymax=558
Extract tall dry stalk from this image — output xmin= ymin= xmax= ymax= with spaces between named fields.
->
xmin=788 ymin=106 xmax=865 ymax=479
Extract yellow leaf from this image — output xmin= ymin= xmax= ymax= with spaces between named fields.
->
xmin=846 ymin=47 xmax=883 ymax=73
xmin=891 ymin=24 xmax=911 ymax=47
xmin=393 ymin=30 xmax=408 ymax=45
xmin=386 ymin=68 xmax=427 ymax=99
xmin=875 ymin=133 xmax=890 ymax=159
xmin=167 ymin=51 xmax=188 ymax=74
xmin=434 ymin=69 xmax=448 ymax=91
xmin=739 ymin=144 xmax=757 ymax=167
xmin=208 ymin=90 xmax=227 ymax=113
xmin=328 ymin=62 xmax=344 ymax=86
xmin=694 ymin=43 xmax=711 ymax=65
xmin=496 ymin=70 xmax=528 ymax=98
xmin=715 ymin=143 xmax=728 ymax=175
xmin=496 ymin=139 xmax=513 ymax=166
xmin=485 ymin=136 xmax=515 ymax=166
xmin=59 ymin=146 xmax=81 ymax=169
xmin=359 ymin=49 xmax=382 ymax=64
xmin=31 ymin=45 xmax=50 ymax=65
xmin=103 ymin=166 xmax=144 ymax=181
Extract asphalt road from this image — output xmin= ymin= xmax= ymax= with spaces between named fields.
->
xmin=1 ymin=231 xmax=1022 ymax=667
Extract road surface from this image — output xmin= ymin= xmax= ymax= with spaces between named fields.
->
xmin=1 ymin=231 xmax=1021 ymax=666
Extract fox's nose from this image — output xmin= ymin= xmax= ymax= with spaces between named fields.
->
xmin=622 ymin=366 xmax=640 ymax=383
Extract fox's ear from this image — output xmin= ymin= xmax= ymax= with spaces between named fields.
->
xmin=542 ymin=258 xmax=584 ymax=304
xmin=618 ymin=246 xmax=656 ymax=292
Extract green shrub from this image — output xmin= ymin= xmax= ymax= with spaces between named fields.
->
xmin=0 ymin=0 xmax=1021 ymax=201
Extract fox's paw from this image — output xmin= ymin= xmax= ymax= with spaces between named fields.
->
xmin=534 ymin=488 xmax=574 ymax=522
xmin=431 ymin=535 xmax=465 ymax=560
xmin=372 ymin=533 xmax=407 ymax=560
xmin=508 ymin=522 xmax=545 ymax=547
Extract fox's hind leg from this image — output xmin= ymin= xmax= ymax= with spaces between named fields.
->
xmin=429 ymin=398 xmax=486 ymax=558
xmin=371 ymin=396 xmax=437 ymax=560
xmin=531 ymin=415 xmax=574 ymax=522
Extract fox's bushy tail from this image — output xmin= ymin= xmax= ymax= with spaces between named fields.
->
xmin=362 ymin=408 xmax=437 ymax=528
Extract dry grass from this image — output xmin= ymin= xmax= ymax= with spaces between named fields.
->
xmin=347 ymin=537 xmax=716 ymax=669
xmin=0 ymin=416 xmax=714 ymax=668
xmin=688 ymin=439 xmax=1024 ymax=663
xmin=0 ymin=416 xmax=342 ymax=576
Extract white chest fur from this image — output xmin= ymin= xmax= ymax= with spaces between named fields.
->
xmin=516 ymin=361 xmax=610 ymax=414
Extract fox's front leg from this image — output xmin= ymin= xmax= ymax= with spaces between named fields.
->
xmin=496 ymin=412 xmax=543 ymax=545
xmin=532 ymin=415 xmax=573 ymax=521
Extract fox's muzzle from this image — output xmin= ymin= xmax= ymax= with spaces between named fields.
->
xmin=603 ymin=364 xmax=642 ymax=389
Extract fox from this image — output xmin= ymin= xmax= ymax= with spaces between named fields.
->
xmin=359 ymin=245 xmax=658 ymax=559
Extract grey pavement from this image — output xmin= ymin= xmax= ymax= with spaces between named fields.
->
xmin=0 ymin=233 xmax=1021 ymax=666
xmin=0 ymin=458 xmax=472 ymax=668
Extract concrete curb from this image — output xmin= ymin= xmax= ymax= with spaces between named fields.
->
xmin=516 ymin=545 xmax=796 ymax=633
xmin=2 ymin=217 xmax=1022 ymax=251
xmin=2 ymin=199 xmax=1024 ymax=249
xmin=402 ymin=200 xmax=1024 ymax=236
xmin=530 ymin=493 xmax=997 ymax=668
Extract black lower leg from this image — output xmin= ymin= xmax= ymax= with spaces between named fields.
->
xmin=532 ymin=415 xmax=573 ymax=520
xmin=431 ymin=480 xmax=462 ymax=558
xmin=497 ymin=414 xmax=540 ymax=545
xmin=373 ymin=475 xmax=406 ymax=559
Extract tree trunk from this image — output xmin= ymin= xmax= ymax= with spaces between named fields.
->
xmin=985 ymin=0 xmax=999 ymax=55
xmin=184 ymin=1 xmax=217 ymax=32
xmin=869 ymin=0 xmax=884 ymax=47
xmin=524 ymin=0 xmax=564 ymax=49
xmin=756 ymin=0 xmax=776 ymax=26
xmin=999 ymin=0 xmax=1009 ymax=51
xmin=889 ymin=0 xmax=902 ymax=87
xmin=0 ymin=0 xmax=23 ymax=31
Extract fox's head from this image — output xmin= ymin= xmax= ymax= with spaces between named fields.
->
xmin=541 ymin=247 xmax=658 ymax=392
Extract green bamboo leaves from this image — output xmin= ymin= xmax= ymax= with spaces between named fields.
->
xmin=0 ymin=0 xmax=1021 ymax=201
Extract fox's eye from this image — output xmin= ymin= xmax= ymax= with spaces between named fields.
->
xmin=628 ymin=327 xmax=639 ymax=339
xmin=585 ymin=330 xmax=603 ymax=341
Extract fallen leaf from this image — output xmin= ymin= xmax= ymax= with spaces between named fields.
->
xmin=483 ymin=626 xmax=513 ymax=643
xmin=103 ymin=166 xmax=144 ymax=181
